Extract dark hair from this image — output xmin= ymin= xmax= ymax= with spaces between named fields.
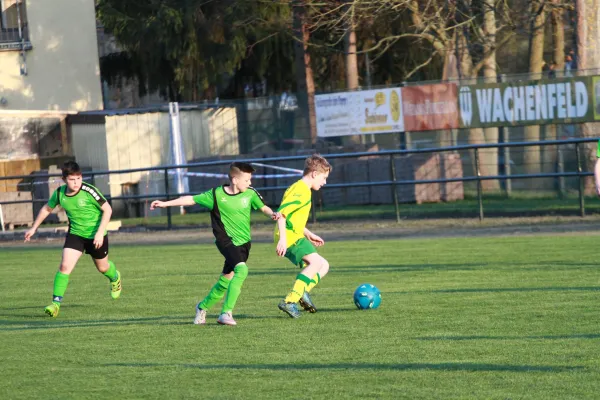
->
xmin=229 ymin=162 xmax=255 ymax=179
xmin=62 ymin=160 xmax=82 ymax=179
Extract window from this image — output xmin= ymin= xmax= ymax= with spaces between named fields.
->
xmin=0 ymin=0 xmax=29 ymax=46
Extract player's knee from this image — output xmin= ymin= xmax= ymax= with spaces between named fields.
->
xmin=218 ymin=274 xmax=232 ymax=289
xmin=233 ymin=263 xmax=248 ymax=280
xmin=59 ymin=263 xmax=73 ymax=273
xmin=319 ymin=258 xmax=330 ymax=276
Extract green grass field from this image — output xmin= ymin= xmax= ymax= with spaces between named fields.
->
xmin=2 ymin=235 xmax=600 ymax=399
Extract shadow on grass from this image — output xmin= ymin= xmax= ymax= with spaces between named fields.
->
xmin=0 ymin=312 xmax=284 ymax=331
xmin=252 ymin=263 xmax=483 ymax=277
xmin=416 ymin=333 xmax=600 ymax=341
xmin=427 ymin=286 xmax=600 ymax=294
xmin=101 ymin=362 xmax=583 ymax=373
xmin=0 ymin=315 xmax=190 ymax=331
xmin=380 ymin=286 xmax=600 ymax=296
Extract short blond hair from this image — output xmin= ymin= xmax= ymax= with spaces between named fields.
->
xmin=303 ymin=154 xmax=331 ymax=176
xmin=229 ymin=162 xmax=255 ymax=180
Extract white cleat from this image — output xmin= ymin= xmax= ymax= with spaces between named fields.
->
xmin=194 ymin=303 xmax=206 ymax=325
xmin=217 ymin=311 xmax=237 ymax=326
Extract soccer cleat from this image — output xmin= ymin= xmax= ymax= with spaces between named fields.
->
xmin=44 ymin=303 xmax=60 ymax=318
xmin=299 ymin=291 xmax=317 ymax=313
xmin=278 ymin=300 xmax=301 ymax=318
xmin=110 ymin=270 xmax=122 ymax=299
xmin=217 ymin=311 xmax=237 ymax=326
xmin=194 ymin=304 xmax=206 ymax=325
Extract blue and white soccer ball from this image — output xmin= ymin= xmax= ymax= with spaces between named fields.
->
xmin=353 ymin=283 xmax=381 ymax=310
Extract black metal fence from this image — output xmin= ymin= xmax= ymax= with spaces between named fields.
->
xmin=1 ymin=137 xmax=598 ymax=229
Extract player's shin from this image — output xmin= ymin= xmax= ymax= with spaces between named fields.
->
xmin=221 ymin=263 xmax=248 ymax=313
xmin=305 ymin=273 xmax=321 ymax=293
xmin=52 ymin=271 xmax=70 ymax=304
xmin=103 ymin=260 xmax=118 ymax=281
xmin=199 ymin=275 xmax=231 ymax=310
xmin=284 ymin=273 xmax=312 ymax=303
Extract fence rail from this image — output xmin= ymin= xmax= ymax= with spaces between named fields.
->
xmin=0 ymin=137 xmax=598 ymax=228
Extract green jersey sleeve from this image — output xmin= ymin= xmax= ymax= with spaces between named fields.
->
xmin=47 ymin=187 xmax=60 ymax=209
xmin=250 ymin=188 xmax=265 ymax=210
xmin=597 ymin=141 xmax=600 ymax=158
xmin=193 ymin=190 xmax=214 ymax=209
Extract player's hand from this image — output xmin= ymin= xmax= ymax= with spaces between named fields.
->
xmin=276 ymin=239 xmax=287 ymax=257
xmin=271 ymin=212 xmax=282 ymax=221
xmin=93 ymin=232 xmax=105 ymax=249
xmin=24 ymin=228 xmax=36 ymax=242
xmin=150 ymin=200 xmax=165 ymax=210
xmin=306 ymin=232 xmax=324 ymax=247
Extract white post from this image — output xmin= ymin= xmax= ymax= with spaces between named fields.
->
xmin=168 ymin=102 xmax=189 ymax=215
xmin=0 ymin=204 xmax=5 ymax=232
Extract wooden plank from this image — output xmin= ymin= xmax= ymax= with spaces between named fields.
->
xmin=60 ymin=117 xmax=70 ymax=156
xmin=0 ymin=162 xmax=6 ymax=193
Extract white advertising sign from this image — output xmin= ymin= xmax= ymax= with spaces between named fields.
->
xmin=315 ymin=88 xmax=404 ymax=137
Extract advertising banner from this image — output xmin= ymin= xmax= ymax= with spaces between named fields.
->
xmin=315 ymin=88 xmax=404 ymax=137
xmin=314 ymin=92 xmax=358 ymax=137
xmin=402 ymin=83 xmax=459 ymax=131
xmin=458 ymin=77 xmax=593 ymax=128
xmin=355 ymin=88 xmax=404 ymax=134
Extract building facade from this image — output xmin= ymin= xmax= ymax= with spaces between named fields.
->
xmin=0 ymin=0 xmax=103 ymax=111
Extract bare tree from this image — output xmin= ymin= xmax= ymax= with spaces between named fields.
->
xmin=522 ymin=0 xmax=546 ymax=180
xmin=575 ymin=0 xmax=599 ymax=192
xmin=293 ymin=0 xmax=317 ymax=144
xmin=344 ymin=1 xmax=361 ymax=144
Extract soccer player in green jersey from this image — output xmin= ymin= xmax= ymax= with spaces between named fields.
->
xmin=275 ymin=154 xmax=331 ymax=318
xmin=24 ymin=161 xmax=122 ymax=318
xmin=150 ymin=162 xmax=278 ymax=326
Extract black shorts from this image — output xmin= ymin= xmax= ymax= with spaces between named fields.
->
xmin=216 ymin=241 xmax=251 ymax=274
xmin=64 ymin=233 xmax=109 ymax=260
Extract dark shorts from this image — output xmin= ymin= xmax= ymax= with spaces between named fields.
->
xmin=216 ymin=241 xmax=251 ymax=274
xmin=64 ymin=233 xmax=109 ymax=260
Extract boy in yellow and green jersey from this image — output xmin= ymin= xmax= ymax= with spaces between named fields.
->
xmin=24 ymin=161 xmax=121 ymax=318
xmin=275 ymin=154 xmax=332 ymax=318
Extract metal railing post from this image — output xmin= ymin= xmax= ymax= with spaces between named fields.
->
xmin=390 ymin=154 xmax=400 ymax=223
xmin=575 ymin=143 xmax=585 ymax=217
xmin=474 ymin=148 xmax=484 ymax=221
xmin=164 ymin=167 xmax=172 ymax=229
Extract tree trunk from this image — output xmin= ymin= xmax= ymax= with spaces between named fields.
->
xmin=292 ymin=0 xmax=317 ymax=145
xmin=481 ymin=0 xmax=500 ymax=191
xmin=344 ymin=17 xmax=362 ymax=145
xmin=456 ymin=26 xmax=497 ymax=188
xmin=523 ymin=0 xmax=545 ymax=181
xmin=544 ymin=0 xmax=565 ymax=180
xmin=576 ymin=0 xmax=599 ymax=193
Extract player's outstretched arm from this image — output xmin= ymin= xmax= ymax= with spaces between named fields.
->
xmin=259 ymin=205 xmax=281 ymax=220
xmin=150 ymin=196 xmax=195 ymax=210
xmin=276 ymin=217 xmax=287 ymax=257
xmin=304 ymin=227 xmax=324 ymax=247
xmin=24 ymin=204 xmax=54 ymax=242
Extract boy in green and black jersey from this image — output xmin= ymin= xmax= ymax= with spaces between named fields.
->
xmin=25 ymin=161 xmax=121 ymax=317
xmin=151 ymin=162 xmax=279 ymax=326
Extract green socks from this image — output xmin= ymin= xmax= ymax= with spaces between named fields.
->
xmin=222 ymin=263 xmax=249 ymax=313
xmin=103 ymin=260 xmax=118 ymax=282
xmin=199 ymin=275 xmax=232 ymax=310
xmin=52 ymin=271 xmax=70 ymax=304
